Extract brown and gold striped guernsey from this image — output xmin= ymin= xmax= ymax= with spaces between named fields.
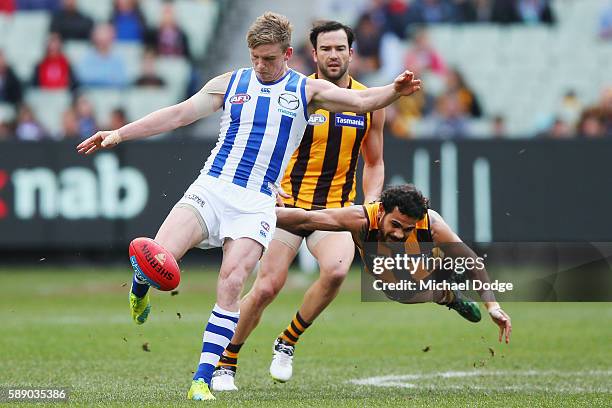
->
xmin=357 ymin=202 xmax=433 ymax=279
xmin=281 ymin=74 xmax=373 ymax=210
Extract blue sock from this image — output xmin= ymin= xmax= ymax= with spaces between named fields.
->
xmin=193 ymin=304 xmax=240 ymax=385
xmin=131 ymin=273 xmax=150 ymax=298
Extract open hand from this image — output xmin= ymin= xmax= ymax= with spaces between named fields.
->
xmin=76 ymin=130 xmax=122 ymax=155
xmin=275 ymin=185 xmax=291 ymax=207
xmin=393 ymin=70 xmax=422 ymax=97
xmin=489 ymin=307 xmax=512 ymax=344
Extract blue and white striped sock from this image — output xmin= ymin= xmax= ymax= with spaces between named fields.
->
xmin=193 ymin=304 xmax=240 ymax=385
xmin=131 ymin=273 xmax=150 ymax=298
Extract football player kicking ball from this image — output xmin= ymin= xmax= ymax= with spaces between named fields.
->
xmin=275 ymin=184 xmax=512 ymax=343
xmin=76 ymin=12 xmax=421 ymax=401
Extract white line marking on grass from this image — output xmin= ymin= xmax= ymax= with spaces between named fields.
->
xmin=349 ymin=370 xmax=612 ymax=393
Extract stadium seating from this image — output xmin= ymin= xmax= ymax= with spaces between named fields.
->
xmin=3 ymin=11 xmax=50 ymax=81
xmin=0 ymin=0 xmax=220 ymax=138
xmin=0 ymin=103 xmax=16 ymax=123
xmin=414 ymin=0 xmax=610 ymax=137
xmin=24 ymin=89 xmax=71 ymax=136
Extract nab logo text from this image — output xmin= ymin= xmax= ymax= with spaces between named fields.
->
xmin=10 ymin=154 xmax=148 ymax=220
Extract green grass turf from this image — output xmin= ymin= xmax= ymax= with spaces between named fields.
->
xmin=0 ymin=266 xmax=611 ymax=407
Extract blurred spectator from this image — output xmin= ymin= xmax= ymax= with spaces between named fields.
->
xmin=598 ymin=86 xmax=612 ymax=135
xmin=0 ymin=0 xmax=15 ymax=14
xmin=16 ymin=0 xmax=59 ymax=11
xmin=404 ymin=28 xmax=447 ymax=77
xmin=74 ymin=94 xmax=97 ymax=138
xmin=576 ymin=108 xmax=605 ymax=139
xmin=490 ymin=0 xmax=520 ymax=24
xmin=474 ymin=0 xmax=494 ymax=22
xmin=0 ymin=50 xmax=23 ymax=106
xmin=0 ymin=120 xmax=12 ymax=140
xmin=363 ymin=0 xmax=410 ymax=40
xmin=60 ymin=106 xmax=79 ymax=139
xmin=15 ymin=104 xmax=47 ymax=141
xmin=444 ymin=68 xmax=482 ymax=117
xmin=145 ymin=2 xmax=191 ymax=59
xmin=433 ymin=93 xmax=469 ymax=138
xmin=516 ymin=0 xmax=554 ymax=25
xmin=353 ymin=13 xmax=384 ymax=75
xmin=76 ymin=24 xmax=129 ymax=88
xmin=407 ymin=0 xmax=456 ymax=24
xmin=50 ymin=0 xmax=94 ymax=41
xmin=543 ymin=117 xmax=572 ymax=139
xmin=32 ymin=33 xmax=78 ymax=90
xmin=556 ymin=90 xmax=582 ymax=129
xmin=386 ymin=90 xmax=435 ymax=138
xmin=108 ymin=107 xmax=127 ymax=129
xmin=111 ymin=0 xmax=147 ymax=43
xmin=451 ymin=0 xmax=478 ymax=23
xmin=289 ymin=39 xmax=316 ymax=75
xmin=492 ymin=114 xmax=506 ymax=138
xmin=134 ymin=49 xmax=165 ymax=87
xmin=599 ymin=1 xmax=612 ymax=40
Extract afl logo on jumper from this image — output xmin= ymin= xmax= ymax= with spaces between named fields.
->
xmin=308 ymin=114 xmax=327 ymax=126
xmin=229 ymin=93 xmax=251 ymax=104
xmin=278 ymin=93 xmax=299 ymax=110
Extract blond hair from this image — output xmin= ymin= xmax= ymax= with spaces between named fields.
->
xmin=246 ymin=12 xmax=292 ymax=50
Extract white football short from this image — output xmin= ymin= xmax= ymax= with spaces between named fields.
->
xmin=175 ymin=173 xmax=276 ymax=249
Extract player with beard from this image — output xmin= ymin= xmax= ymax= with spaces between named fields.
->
xmin=212 ymin=21 xmax=386 ymax=391
xmin=274 ymin=184 xmax=512 ymax=342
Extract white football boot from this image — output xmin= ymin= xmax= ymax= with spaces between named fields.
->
xmin=269 ymin=338 xmax=295 ymax=382
xmin=210 ymin=366 xmax=238 ymax=392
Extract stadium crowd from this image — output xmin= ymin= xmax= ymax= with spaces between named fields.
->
xmin=1 ymin=0 xmax=611 ymax=140
xmin=0 ymin=0 xmax=204 ymax=141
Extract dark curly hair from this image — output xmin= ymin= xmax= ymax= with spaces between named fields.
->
xmin=309 ymin=20 xmax=354 ymax=49
xmin=380 ymin=184 xmax=429 ymax=220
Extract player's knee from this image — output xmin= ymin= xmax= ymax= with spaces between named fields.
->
xmin=218 ymin=273 xmax=246 ymax=297
xmin=253 ymin=278 xmax=283 ymax=305
xmin=321 ymin=263 xmax=349 ymax=287
xmin=219 ymin=263 xmax=251 ymax=292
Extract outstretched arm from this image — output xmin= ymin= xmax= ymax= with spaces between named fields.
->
xmin=306 ymin=70 xmax=421 ymax=114
xmin=361 ymin=108 xmax=385 ymax=203
xmin=275 ymin=206 xmax=366 ymax=234
xmin=76 ymin=72 xmax=232 ymax=155
xmin=429 ymin=209 xmax=512 ymax=343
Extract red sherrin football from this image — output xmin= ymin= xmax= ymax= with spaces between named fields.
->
xmin=129 ymin=237 xmax=180 ymax=291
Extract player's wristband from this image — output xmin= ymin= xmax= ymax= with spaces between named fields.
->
xmin=101 ymin=130 xmax=122 ymax=147
xmin=487 ymin=304 xmax=501 ymax=314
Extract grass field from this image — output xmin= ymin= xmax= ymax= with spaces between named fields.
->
xmin=1 ymin=266 xmax=611 ymax=407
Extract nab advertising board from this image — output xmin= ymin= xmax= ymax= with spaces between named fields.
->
xmin=0 ymin=138 xmax=610 ymax=250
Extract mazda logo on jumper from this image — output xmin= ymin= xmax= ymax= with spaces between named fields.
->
xmin=278 ymin=93 xmax=299 ymax=110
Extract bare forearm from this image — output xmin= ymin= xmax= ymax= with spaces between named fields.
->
xmin=118 ymin=103 xmax=192 ymax=142
xmin=362 ymin=162 xmax=384 ymax=203
xmin=276 ymin=208 xmax=310 ymax=231
xmin=358 ymin=84 xmax=400 ymax=113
